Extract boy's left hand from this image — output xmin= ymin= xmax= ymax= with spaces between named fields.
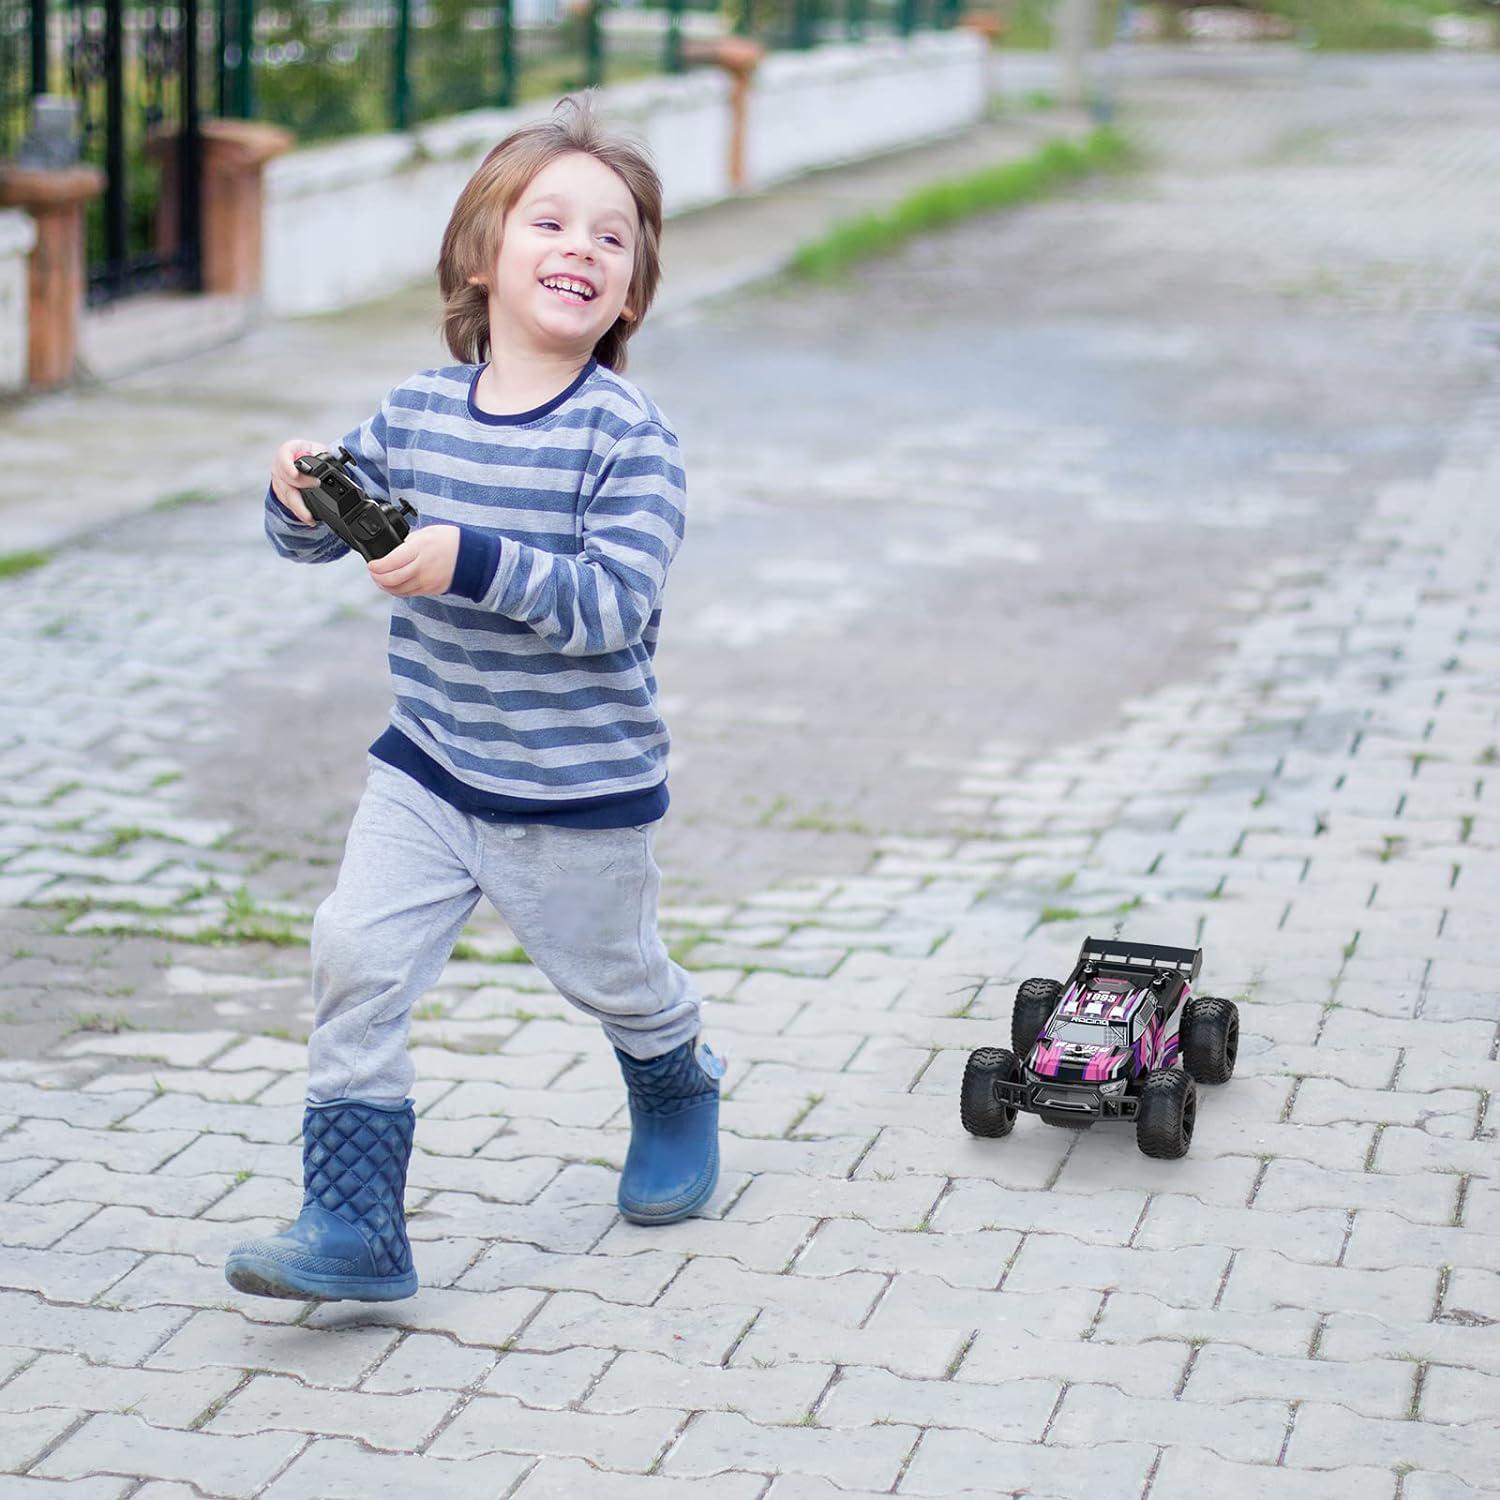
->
xmin=368 ymin=525 xmax=460 ymax=597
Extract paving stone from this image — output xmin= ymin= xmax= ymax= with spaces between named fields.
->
xmin=1181 ymin=1345 xmax=1415 ymax=1420
xmin=1051 ymin=1383 xmax=1289 ymax=1463
xmin=734 ymin=1307 xmax=968 ymax=1382
xmin=100 ymin=1251 xmax=302 ymax=1319
xmin=32 ymin=1413 xmax=304 ymax=1498
xmin=16 ymin=1161 xmax=234 ymax=1216
xmin=933 ymin=1182 xmax=1147 ymax=1243
xmin=1343 ymin=1212 xmax=1500 ymax=1274
xmin=899 ymin=1427 xmax=1155 ymax=1497
xmin=0 ymin=1352 xmax=241 ymax=1427
xmin=654 ymin=1259 xmax=884 ymax=1327
xmin=1150 ymin=1446 xmax=1399 ymax=1500
xmin=1444 ymin=1268 xmax=1500 ymax=1325
xmin=56 ymin=1205 xmax=270 ymax=1262
xmin=662 ymin=1410 xmax=913 ymax=1489
xmin=53 ymin=1032 xmax=243 ymax=1068
xmin=2 ymin=1083 xmax=155 ymax=1129
xmin=592 ymin=1214 xmax=819 ymax=1274
xmin=115 ymin=1096 xmax=303 ymax=1144
xmin=148 ymin=1310 xmax=400 ymax=1386
xmin=1420 ymin=1364 xmax=1500 ymax=1424
xmin=1134 ymin=1196 xmax=1349 ymax=1263
xmin=357 ymin=1332 xmax=498 ymax=1395
xmin=455 ymin=1243 xmax=682 ymax=1303
xmin=793 ymin=1218 xmax=1018 ymax=1289
xmin=0 ymin=1121 xmax=197 ymax=1175
xmin=1220 ymin=1250 xmax=1441 ymax=1323
xmin=586 ymin=1350 xmax=833 ymax=1426
xmin=1290 ymin=1078 xmax=1480 ymax=1137
xmin=1002 ymin=1235 xmax=1231 ymax=1307
xmin=0 ymin=1200 xmax=101 ymax=1249
xmin=513 ymin=1457 xmax=766 ymax=1499
xmin=0 ymin=1246 xmax=141 ymax=1303
xmin=819 ymin=1366 xmax=1056 ymax=1441
xmin=208 ymin=1373 xmax=454 ymax=1450
xmin=1254 ymin=1159 xmax=1460 ymax=1225
xmin=428 ymin=1394 xmax=682 ymax=1467
xmin=0 ymin=1406 xmax=87 ymax=1472
xmin=519 ymin=1292 xmax=755 ymax=1366
xmin=476 ymin=1347 xmax=612 ymax=1408
xmin=0 ymin=1475 xmax=133 ymax=1498
xmin=1285 ymin=1402 xmax=1500 ymax=1483
xmin=1092 ymin=1291 xmax=1318 ymax=1361
xmin=258 ymin=1435 xmax=531 ymax=1499
xmin=302 ymin=1287 xmax=546 ymax=1350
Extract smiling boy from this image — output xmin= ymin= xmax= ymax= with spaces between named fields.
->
xmin=226 ymin=99 xmax=722 ymax=1304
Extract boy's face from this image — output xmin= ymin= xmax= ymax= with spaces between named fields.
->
xmin=481 ymin=151 xmax=640 ymax=362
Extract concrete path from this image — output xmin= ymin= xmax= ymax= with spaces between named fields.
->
xmin=2 ymin=47 xmax=1499 ymax=1500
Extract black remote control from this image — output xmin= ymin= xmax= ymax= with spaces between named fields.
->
xmin=292 ymin=447 xmax=417 ymax=561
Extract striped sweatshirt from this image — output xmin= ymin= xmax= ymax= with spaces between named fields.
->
xmin=264 ymin=360 xmax=686 ymax=828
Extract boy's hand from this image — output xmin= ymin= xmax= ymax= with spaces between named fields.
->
xmin=368 ymin=525 xmax=461 ymax=597
xmin=270 ymin=439 xmax=327 ymax=525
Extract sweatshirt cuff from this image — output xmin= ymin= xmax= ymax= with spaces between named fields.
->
xmin=452 ymin=526 xmax=502 ymax=602
xmin=267 ymin=484 xmax=314 ymax=527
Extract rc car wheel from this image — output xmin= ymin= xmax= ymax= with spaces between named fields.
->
xmin=961 ymin=1048 xmax=1020 ymax=1139
xmin=1180 ymin=996 xmax=1240 ymax=1085
xmin=1136 ymin=1068 xmax=1198 ymax=1159
xmin=1012 ymin=978 xmax=1062 ymax=1058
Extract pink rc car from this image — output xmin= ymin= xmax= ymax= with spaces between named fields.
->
xmin=960 ymin=937 xmax=1240 ymax=1159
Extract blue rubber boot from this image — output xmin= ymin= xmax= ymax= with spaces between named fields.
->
xmin=224 ymin=1098 xmax=418 ymax=1302
xmin=615 ymin=1038 xmax=725 ymax=1225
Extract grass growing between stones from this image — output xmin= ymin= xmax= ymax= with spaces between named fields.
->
xmin=0 ymin=550 xmax=48 ymax=581
xmin=788 ymin=127 xmax=1132 ymax=281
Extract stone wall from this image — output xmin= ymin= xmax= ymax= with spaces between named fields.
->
xmin=0 ymin=209 xmax=36 ymax=396
xmin=262 ymin=31 xmax=984 ymax=318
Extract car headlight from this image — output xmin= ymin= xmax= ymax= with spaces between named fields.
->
xmin=1098 ymin=1079 xmax=1127 ymax=1097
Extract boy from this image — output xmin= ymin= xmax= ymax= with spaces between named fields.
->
xmin=225 ymin=99 xmax=722 ymax=1304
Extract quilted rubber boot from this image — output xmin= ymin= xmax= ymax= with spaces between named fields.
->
xmin=615 ymin=1038 xmax=725 ymax=1225
xmin=224 ymin=1098 xmax=418 ymax=1302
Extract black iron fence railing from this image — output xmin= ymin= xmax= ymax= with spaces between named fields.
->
xmin=2 ymin=0 xmax=964 ymax=302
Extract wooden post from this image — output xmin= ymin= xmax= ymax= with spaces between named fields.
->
xmin=197 ymin=120 xmax=294 ymax=297
xmin=0 ymin=164 xmax=105 ymax=389
xmin=681 ymin=37 xmax=764 ymax=192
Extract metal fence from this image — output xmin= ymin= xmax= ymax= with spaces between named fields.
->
xmin=2 ymin=0 xmax=965 ymax=154
xmin=223 ymin=0 xmax=964 ymax=142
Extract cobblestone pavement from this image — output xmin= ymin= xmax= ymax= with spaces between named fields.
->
xmin=3 ymin=49 xmax=1500 ymax=1499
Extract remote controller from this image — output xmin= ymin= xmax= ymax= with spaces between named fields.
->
xmin=292 ymin=448 xmax=417 ymax=561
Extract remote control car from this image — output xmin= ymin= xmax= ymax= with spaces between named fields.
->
xmin=960 ymin=937 xmax=1239 ymax=1159
xmin=293 ymin=447 xmax=417 ymax=561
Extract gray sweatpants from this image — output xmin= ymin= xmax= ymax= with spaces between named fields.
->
xmin=306 ymin=758 xmax=702 ymax=1103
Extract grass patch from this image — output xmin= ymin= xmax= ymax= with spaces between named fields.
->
xmin=1267 ymin=0 xmax=1437 ymax=49
xmin=450 ymin=939 xmax=529 ymax=964
xmin=1038 ymin=906 xmax=1083 ymax=924
xmin=789 ymin=128 xmax=1132 ymax=282
xmin=0 ymin=550 xmax=48 ymax=581
xmin=153 ymin=488 xmax=218 ymax=512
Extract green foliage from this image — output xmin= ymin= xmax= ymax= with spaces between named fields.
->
xmin=790 ymin=127 xmax=1130 ymax=280
xmin=1265 ymin=0 xmax=1437 ymax=49
xmin=0 ymin=550 xmax=48 ymax=581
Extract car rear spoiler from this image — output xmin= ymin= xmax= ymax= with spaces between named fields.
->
xmin=1079 ymin=936 xmax=1202 ymax=982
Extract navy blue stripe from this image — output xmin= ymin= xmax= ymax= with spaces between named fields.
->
xmin=371 ymin=729 xmax=667 ymax=827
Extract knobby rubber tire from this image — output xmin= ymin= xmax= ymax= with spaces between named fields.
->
xmin=961 ymin=1047 xmax=1020 ymax=1139
xmin=1180 ymin=996 xmax=1240 ymax=1085
xmin=1136 ymin=1068 xmax=1197 ymax=1159
xmin=1012 ymin=977 xmax=1063 ymax=1058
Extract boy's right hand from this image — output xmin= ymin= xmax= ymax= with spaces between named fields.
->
xmin=270 ymin=439 xmax=327 ymax=525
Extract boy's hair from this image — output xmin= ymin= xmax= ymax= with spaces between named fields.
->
xmin=438 ymin=96 xmax=663 ymax=373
